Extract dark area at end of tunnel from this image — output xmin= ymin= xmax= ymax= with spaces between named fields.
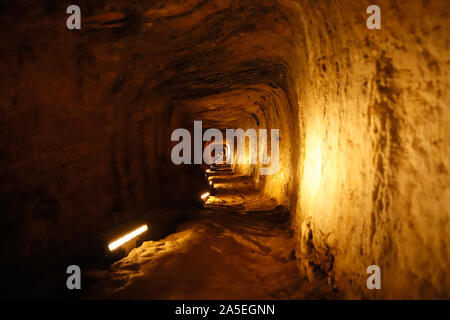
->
xmin=0 ymin=0 xmax=449 ymax=300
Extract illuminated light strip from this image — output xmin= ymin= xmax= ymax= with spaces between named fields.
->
xmin=108 ymin=225 xmax=148 ymax=251
xmin=206 ymin=169 xmax=211 ymax=173
xmin=201 ymin=192 xmax=210 ymax=200
xmin=209 ymin=181 xmax=213 ymax=185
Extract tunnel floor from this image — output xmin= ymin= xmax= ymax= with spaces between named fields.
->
xmin=85 ymin=171 xmax=337 ymax=299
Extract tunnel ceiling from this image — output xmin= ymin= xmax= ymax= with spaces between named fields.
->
xmin=1 ymin=0 xmax=302 ymax=128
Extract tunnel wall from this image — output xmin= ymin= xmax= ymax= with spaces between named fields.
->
xmin=223 ymin=0 xmax=449 ymax=299
xmin=289 ymin=0 xmax=449 ymax=298
xmin=0 ymin=3 xmax=203 ymax=261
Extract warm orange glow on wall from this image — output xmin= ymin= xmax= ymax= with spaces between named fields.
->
xmin=302 ymin=137 xmax=323 ymax=197
xmin=108 ymin=225 xmax=148 ymax=251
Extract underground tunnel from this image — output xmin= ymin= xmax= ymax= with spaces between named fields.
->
xmin=0 ymin=0 xmax=449 ymax=301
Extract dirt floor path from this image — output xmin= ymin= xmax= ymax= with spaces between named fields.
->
xmin=85 ymin=171 xmax=334 ymax=299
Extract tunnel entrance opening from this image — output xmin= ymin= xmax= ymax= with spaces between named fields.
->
xmin=171 ymin=120 xmax=280 ymax=176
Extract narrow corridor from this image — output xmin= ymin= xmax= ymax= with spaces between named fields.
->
xmin=85 ymin=170 xmax=335 ymax=299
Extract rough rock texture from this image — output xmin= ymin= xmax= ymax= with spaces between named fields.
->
xmin=85 ymin=171 xmax=336 ymax=299
xmin=292 ymin=0 xmax=449 ymax=299
xmin=0 ymin=0 xmax=448 ymax=298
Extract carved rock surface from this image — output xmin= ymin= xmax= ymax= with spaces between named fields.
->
xmin=0 ymin=0 xmax=448 ymax=298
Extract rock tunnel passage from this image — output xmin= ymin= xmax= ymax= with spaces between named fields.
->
xmin=0 ymin=0 xmax=449 ymax=299
xmin=85 ymin=169 xmax=336 ymax=299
